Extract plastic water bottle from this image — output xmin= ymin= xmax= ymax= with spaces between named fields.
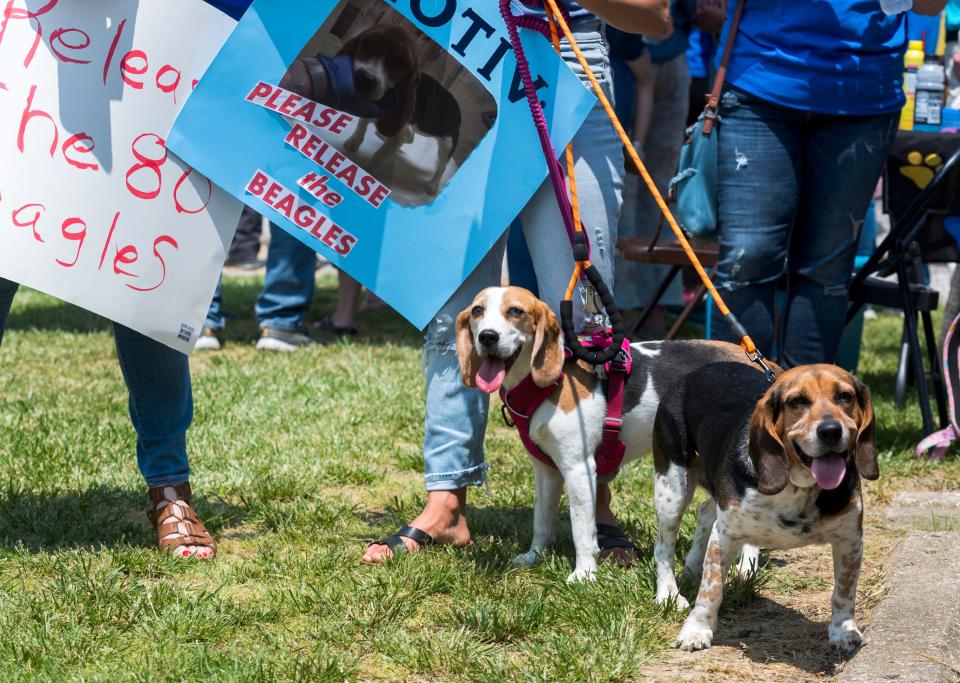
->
xmin=880 ymin=0 xmax=912 ymax=14
xmin=900 ymin=40 xmax=926 ymax=130
xmin=915 ymin=59 xmax=946 ymax=131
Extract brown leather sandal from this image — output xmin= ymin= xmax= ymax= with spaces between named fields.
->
xmin=148 ymin=482 xmax=217 ymax=560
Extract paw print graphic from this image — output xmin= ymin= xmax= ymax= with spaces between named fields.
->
xmin=899 ymin=150 xmax=943 ymax=189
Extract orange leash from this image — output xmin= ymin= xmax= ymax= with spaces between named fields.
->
xmin=542 ymin=0 xmax=772 ymax=376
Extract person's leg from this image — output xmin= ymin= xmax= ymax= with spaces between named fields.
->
xmin=781 ymin=112 xmax=898 ymax=367
xmin=255 ymin=225 xmax=318 ymax=349
xmin=711 ymin=88 xmax=804 ymax=357
xmin=361 ymin=237 xmax=507 ymax=563
xmin=323 ymin=270 xmax=362 ymax=333
xmin=112 ymin=323 xmax=215 ymax=559
xmin=613 ymin=50 xmax=654 ymax=313
xmin=0 ymin=278 xmax=20 ymax=344
xmin=622 ymin=54 xmax=692 ymax=322
xmin=225 ymin=206 xmax=263 ymax=266
xmin=521 ymin=31 xmax=631 ymax=559
xmin=196 ymin=278 xmax=225 ymax=351
xmin=524 ymin=32 xmax=623 ymax=318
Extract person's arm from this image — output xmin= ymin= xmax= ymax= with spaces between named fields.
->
xmin=577 ymin=0 xmax=670 ymax=34
xmin=627 ymin=51 xmax=654 ymax=152
xmin=913 ymin=0 xmax=947 ymax=15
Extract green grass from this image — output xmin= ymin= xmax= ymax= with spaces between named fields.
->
xmin=1 ymin=275 xmax=959 ymax=682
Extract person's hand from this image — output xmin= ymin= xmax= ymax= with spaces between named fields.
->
xmin=695 ymin=0 xmax=726 ymax=34
xmin=650 ymin=12 xmax=674 ymax=42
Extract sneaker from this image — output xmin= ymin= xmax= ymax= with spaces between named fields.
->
xmin=255 ymin=327 xmax=318 ymax=352
xmin=194 ymin=327 xmax=222 ymax=351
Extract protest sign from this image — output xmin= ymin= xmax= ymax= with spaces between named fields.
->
xmin=168 ymin=0 xmax=596 ymax=329
xmin=0 ymin=0 xmax=242 ymax=353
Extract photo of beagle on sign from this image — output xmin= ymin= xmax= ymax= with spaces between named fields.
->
xmin=277 ymin=0 xmax=496 ymax=206
xmin=168 ymin=0 xmax=596 ymax=331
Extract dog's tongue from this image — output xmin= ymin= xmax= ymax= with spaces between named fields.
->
xmin=811 ymin=453 xmax=847 ymax=490
xmin=476 ymin=357 xmax=506 ymax=394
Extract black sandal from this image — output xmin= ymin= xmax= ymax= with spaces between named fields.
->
xmin=314 ymin=314 xmax=359 ymax=337
xmin=371 ymin=524 xmax=435 ymax=556
xmin=597 ymin=523 xmax=640 ymax=566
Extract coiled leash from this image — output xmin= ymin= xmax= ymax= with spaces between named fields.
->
xmin=500 ymin=0 xmax=776 ymax=384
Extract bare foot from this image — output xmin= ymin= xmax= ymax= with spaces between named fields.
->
xmin=361 ymin=489 xmax=472 ymax=564
xmin=596 ymin=483 xmax=640 ymax=566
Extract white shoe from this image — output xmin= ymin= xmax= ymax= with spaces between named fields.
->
xmin=194 ymin=328 xmax=222 ymax=351
xmin=255 ymin=327 xmax=318 ymax=352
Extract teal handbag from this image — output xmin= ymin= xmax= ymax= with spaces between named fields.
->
xmin=669 ymin=0 xmax=745 ymax=244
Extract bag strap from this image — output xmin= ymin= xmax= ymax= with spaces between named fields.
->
xmin=701 ymin=0 xmax=746 ymax=136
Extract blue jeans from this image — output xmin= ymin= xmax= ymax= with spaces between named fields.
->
xmin=0 ymin=278 xmax=192 ymax=486
xmin=711 ymin=87 xmax=898 ymax=367
xmin=421 ymin=26 xmax=623 ymax=490
xmin=206 ymin=224 xmax=316 ymax=330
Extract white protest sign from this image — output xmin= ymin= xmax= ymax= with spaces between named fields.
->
xmin=0 ymin=0 xmax=242 ymax=352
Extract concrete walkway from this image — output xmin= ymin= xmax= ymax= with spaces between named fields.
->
xmin=842 ymin=531 xmax=960 ymax=683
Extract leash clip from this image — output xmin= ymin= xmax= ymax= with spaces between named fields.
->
xmin=748 ymin=350 xmax=777 ymax=384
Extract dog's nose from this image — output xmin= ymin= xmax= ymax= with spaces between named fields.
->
xmin=478 ymin=330 xmax=500 ymax=349
xmin=816 ymin=420 xmax=843 ymax=446
xmin=354 ymin=68 xmax=377 ymax=94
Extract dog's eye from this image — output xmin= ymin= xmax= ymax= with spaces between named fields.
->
xmin=787 ymin=396 xmax=810 ymax=410
xmin=471 ymin=305 xmax=484 ymax=318
xmin=836 ymin=391 xmax=853 ymax=404
xmin=507 ymin=307 xmax=524 ymax=318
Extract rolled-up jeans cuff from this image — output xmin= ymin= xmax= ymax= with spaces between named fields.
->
xmin=144 ymin=474 xmax=190 ymax=488
xmin=424 ymin=463 xmax=488 ymax=491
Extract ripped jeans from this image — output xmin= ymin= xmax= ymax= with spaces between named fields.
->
xmin=421 ymin=26 xmax=623 ymax=490
xmin=711 ymin=87 xmax=898 ymax=367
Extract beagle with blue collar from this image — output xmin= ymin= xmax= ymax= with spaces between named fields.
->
xmin=457 ymin=286 xmax=876 ymax=654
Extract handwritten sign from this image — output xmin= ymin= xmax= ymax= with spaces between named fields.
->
xmin=168 ymin=0 xmax=595 ymax=330
xmin=0 ymin=0 xmax=242 ymax=352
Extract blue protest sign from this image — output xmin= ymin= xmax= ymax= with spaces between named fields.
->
xmin=167 ymin=0 xmax=595 ymax=328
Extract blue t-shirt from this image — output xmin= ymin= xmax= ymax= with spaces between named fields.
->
xmin=686 ymin=28 xmax=716 ymax=80
xmin=716 ymin=1 xmax=907 ymax=115
xmin=203 ymin=0 xmax=252 ymax=20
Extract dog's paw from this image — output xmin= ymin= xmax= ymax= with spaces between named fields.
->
xmin=512 ymin=550 xmax=542 ymax=567
xmin=425 ymin=181 xmax=440 ymax=196
xmin=829 ymin=622 xmax=864 ymax=655
xmin=674 ymin=618 xmax=713 ymax=652
xmin=343 ymin=139 xmax=361 ymax=154
xmin=655 ymin=588 xmax=690 ymax=611
xmin=566 ymin=566 xmax=596 ymax=583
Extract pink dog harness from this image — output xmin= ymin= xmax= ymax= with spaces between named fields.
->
xmin=499 ymin=331 xmax=632 ymax=477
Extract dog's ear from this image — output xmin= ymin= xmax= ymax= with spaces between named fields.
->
xmin=456 ymin=307 xmax=482 ymax=389
xmin=749 ymin=388 xmax=790 ymax=495
xmin=530 ymin=301 xmax=563 ymax=388
xmin=854 ymin=379 xmax=879 ymax=480
xmin=336 ymin=30 xmax=365 ymax=59
xmin=376 ymin=68 xmax=419 ymax=138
